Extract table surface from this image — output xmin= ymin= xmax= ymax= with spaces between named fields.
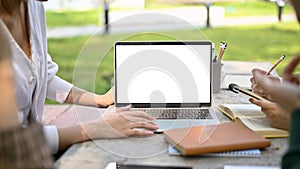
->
xmin=47 ymin=61 xmax=288 ymax=169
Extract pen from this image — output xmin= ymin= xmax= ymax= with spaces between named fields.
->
xmin=216 ymin=42 xmax=227 ymax=62
xmin=229 ymin=83 xmax=268 ymax=102
xmin=265 ymin=55 xmax=285 ymax=75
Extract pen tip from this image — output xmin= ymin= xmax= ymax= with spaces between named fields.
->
xmin=281 ymin=55 xmax=286 ymax=59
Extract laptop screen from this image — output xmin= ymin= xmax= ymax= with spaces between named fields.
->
xmin=115 ymin=41 xmax=212 ymax=108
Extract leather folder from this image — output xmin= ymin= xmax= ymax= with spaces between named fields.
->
xmin=164 ymin=122 xmax=271 ymax=156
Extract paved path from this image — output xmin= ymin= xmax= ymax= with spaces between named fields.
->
xmin=47 ymin=7 xmax=297 ymax=38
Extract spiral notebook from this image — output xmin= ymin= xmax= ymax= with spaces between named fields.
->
xmin=168 ymin=145 xmax=261 ymax=158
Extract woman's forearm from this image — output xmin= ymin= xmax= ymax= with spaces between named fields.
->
xmin=64 ymin=86 xmax=112 ymax=107
xmin=65 ymin=86 xmax=97 ymax=106
xmin=57 ymin=123 xmax=91 ymax=150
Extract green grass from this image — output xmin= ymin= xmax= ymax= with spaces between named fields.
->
xmin=46 ymin=0 xmax=295 ymax=27
xmin=47 ymin=21 xmax=300 ymax=100
xmin=46 ymin=9 xmax=101 ymax=27
xmin=218 ymin=1 xmax=294 ymax=17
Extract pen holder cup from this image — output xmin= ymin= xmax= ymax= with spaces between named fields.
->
xmin=212 ymin=61 xmax=223 ymax=93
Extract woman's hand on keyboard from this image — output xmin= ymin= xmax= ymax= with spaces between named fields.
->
xmin=82 ymin=105 xmax=159 ymax=139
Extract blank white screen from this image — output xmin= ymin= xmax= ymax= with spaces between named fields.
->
xmin=116 ymin=44 xmax=211 ymax=103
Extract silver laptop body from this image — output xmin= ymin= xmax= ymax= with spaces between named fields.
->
xmin=114 ymin=41 xmax=220 ymax=131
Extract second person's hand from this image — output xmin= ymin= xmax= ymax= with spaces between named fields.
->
xmin=252 ymin=71 xmax=300 ymax=114
xmin=249 ymin=98 xmax=290 ymax=130
xmin=283 ymin=55 xmax=300 ymax=85
xmin=251 ymin=68 xmax=281 ymax=101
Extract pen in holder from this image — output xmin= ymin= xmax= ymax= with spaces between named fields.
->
xmin=212 ymin=61 xmax=223 ymax=93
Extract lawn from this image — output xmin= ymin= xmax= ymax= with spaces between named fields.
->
xmin=46 ymin=0 xmax=294 ymax=27
xmin=48 ymin=21 xmax=300 ymax=99
xmin=216 ymin=1 xmax=294 ymax=17
xmin=46 ymin=9 xmax=100 ymax=27
xmin=146 ymin=0 xmax=294 ymax=17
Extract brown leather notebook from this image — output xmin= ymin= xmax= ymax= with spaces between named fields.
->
xmin=164 ymin=122 xmax=271 ymax=156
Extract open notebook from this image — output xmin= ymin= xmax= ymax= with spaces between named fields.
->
xmin=218 ymin=104 xmax=289 ymax=138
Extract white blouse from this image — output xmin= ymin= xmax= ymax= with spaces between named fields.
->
xmin=0 ymin=0 xmax=73 ymax=153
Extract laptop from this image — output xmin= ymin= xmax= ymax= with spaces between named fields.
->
xmin=114 ymin=41 xmax=220 ymax=131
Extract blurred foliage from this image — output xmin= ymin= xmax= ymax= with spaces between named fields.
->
xmin=46 ymin=0 xmax=295 ymax=27
xmin=47 ymin=21 xmax=300 ymax=105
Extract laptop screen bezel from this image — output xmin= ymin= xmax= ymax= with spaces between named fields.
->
xmin=114 ymin=41 xmax=212 ymax=108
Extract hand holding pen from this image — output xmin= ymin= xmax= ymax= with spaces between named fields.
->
xmin=250 ymin=55 xmax=285 ymax=100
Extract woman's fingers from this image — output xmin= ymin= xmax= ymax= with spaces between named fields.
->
xmin=126 ymin=129 xmax=154 ymax=137
xmin=101 ymin=105 xmax=160 ymax=137
xmin=116 ymin=105 xmax=131 ymax=113
xmin=121 ymin=110 xmax=156 ymax=121
xmin=130 ymin=121 xmax=159 ymax=130
xmin=283 ymin=55 xmax=300 ymax=82
xmin=249 ymin=98 xmax=264 ymax=107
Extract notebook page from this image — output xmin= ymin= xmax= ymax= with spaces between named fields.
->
xmin=221 ymin=104 xmax=265 ymax=117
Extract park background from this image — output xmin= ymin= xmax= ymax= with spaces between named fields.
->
xmin=43 ymin=0 xmax=300 ymax=103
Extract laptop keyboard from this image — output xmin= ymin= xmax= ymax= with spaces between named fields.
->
xmin=131 ymin=108 xmax=212 ymax=119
